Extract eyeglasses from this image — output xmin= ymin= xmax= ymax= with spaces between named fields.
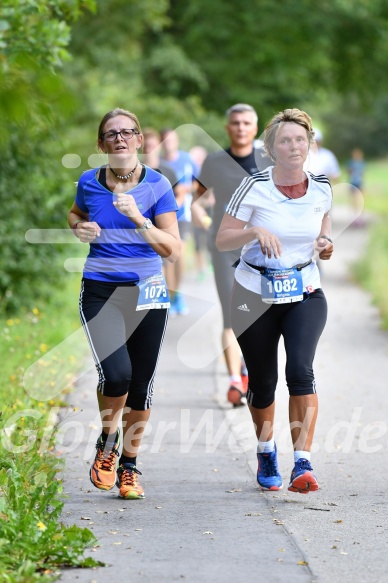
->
xmin=102 ymin=129 xmax=140 ymax=142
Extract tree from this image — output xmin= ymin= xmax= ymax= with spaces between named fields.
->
xmin=0 ymin=0 xmax=95 ymax=313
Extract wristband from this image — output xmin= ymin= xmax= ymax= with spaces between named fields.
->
xmin=319 ymin=235 xmax=333 ymax=243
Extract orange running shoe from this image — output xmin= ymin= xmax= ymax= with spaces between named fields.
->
xmin=227 ymin=380 xmax=247 ymax=407
xmin=116 ymin=463 xmax=145 ymax=499
xmin=241 ymin=373 xmax=249 ymax=393
xmin=89 ymin=434 xmax=120 ymax=491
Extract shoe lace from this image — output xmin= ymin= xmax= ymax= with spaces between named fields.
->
xmin=296 ymin=458 xmax=312 ymax=471
xmin=260 ymin=453 xmax=278 ymax=477
xmin=95 ymin=441 xmax=119 ymax=471
xmin=118 ymin=464 xmax=142 ymax=487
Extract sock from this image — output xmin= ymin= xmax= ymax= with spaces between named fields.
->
xmin=101 ymin=430 xmax=119 ymax=449
xmin=230 ymin=375 xmax=242 ymax=384
xmin=257 ymin=438 xmax=275 ymax=454
xmin=240 ymin=360 xmax=248 ymax=377
xmin=294 ymin=450 xmax=311 ymax=463
xmin=119 ymin=454 xmax=137 ymax=467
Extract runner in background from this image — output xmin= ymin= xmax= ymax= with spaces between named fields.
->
xmin=306 ymin=128 xmax=341 ymax=182
xmin=161 ymin=129 xmax=199 ymax=315
xmin=346 ymin=148 xmax=366 ymax=227
xmin=192 ymin=104 xmax=270 ymax=406
xmin=142 ymin=128 xmax=187 ymax=289
xmin=142 ymin=128 xmax=180 ymax=191
xmin=189 ymin=145 xmax=214 ymax=281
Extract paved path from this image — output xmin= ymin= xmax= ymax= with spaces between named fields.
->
xmin=59 ymin=206 xmax=388 ymax=583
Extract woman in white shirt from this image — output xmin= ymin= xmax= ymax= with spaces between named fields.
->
xmin=216 ymin=108 xmax=333 ymax=495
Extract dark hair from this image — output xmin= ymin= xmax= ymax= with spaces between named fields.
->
xmin=159 ymin=127 xmax=174 ymax=139
xmin=143 ymin=127 xmax=161 ymax=142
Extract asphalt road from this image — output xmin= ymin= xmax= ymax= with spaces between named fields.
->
xmin=59 ymin=206 xmax=388 ymax=583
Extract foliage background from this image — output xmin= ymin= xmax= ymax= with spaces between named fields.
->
xmin=1 ymin=0 xmax=388 ymax=313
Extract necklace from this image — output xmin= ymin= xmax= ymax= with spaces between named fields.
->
xmin=109 ymin=161 xmax=138 ymax=180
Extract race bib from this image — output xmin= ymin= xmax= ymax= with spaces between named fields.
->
xmin=261 ymin=267 xmax=304 ymax=304
xmin=136 ymin=273 xmax=170 ymax=311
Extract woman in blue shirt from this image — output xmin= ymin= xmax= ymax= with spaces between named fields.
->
xmin=68 ymin=108 xmax=180 ymax=499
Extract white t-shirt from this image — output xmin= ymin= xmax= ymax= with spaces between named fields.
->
xmin=305 ymin=147 xmax=340 ymax=180
xmin=226 ymin=166 xmax=332 ymax=295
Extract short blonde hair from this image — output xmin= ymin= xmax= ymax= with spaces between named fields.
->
xmin=263 ymin=108 xmax=314 ymax=161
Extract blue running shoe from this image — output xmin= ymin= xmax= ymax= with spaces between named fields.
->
xmin=174 ymin=291 xmax=189 ymax=315
xmin=288 ymin=458 xmax=319 ymax=494
xmin=257 ymin=445 xmax=283 ymax=491
xmin=168 ymin=294 xmax=177 ymax=318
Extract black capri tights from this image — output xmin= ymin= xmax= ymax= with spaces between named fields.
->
xmin=79 ymin=279 xmax=168 ymax=410
xmin=231 ymin=281 xmax=327 ymax=409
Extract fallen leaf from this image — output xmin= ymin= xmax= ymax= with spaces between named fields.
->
xmin=108 ymin=530 xmax=118 ymax=534
xmin=273 ymin=519 xmax=284 ymax=525
xmin=135 ymin=528 xmax=142 ymax=531
xmin=333 ymin=520 xmax=343 ymax=524
xmin=203 ymin=531 xmax=213 ymax=535
xmin=297 ymin=561 xmax=308 ymax=566
xmin=155 ymin=506 xmax=162 ymax=509
xmin=80 ymin=516 xmax=91 ymax=520
xmin=113 ymin=542 xmax=122 ymax=545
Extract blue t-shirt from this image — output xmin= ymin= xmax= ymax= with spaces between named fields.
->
xmin=346 ymin=159 xmax=365 ymax=188
xmin=75 ymin=165 xmax=178 ymax=283
xmin=161 ymin=151 xmax=199 ymax=222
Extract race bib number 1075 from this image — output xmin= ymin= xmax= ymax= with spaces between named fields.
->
xmin=136 ymin=273 xmax=170 ymax=311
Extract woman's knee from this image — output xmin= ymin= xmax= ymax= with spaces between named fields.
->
xmin=247 ymin=376 xmax=277 ymax=408
xmin=97 ymin=367 xmax=131 ymax=397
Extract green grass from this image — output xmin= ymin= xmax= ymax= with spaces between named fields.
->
xmin=0 ymin=271 xmax=101 ymax=582
xmin=352 ymin=221 xmax=388 ymax=329
xmin=344 ymin=157 xmax=388 ymax=328
xmin=362 ymin=157 xmax=388 ymax=217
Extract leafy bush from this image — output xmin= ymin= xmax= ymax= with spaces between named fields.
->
xmin=0 ymin=130 xmax=73 ymax=315
xmin=0 ymin=275 xmax=95 ymax=582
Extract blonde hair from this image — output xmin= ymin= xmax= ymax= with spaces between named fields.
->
xmin=263 ymin=108 xmax=314 ymax=161
xmin=97 ymin=108 xmax=142 ymax=143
